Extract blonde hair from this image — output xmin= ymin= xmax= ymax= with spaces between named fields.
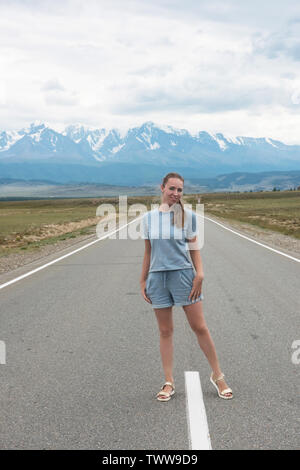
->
xmin=161 ymin=172 xmax=185 ymax=229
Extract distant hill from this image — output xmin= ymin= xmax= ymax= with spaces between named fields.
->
xmin=0 ymin=170 xmax=299 ymax=198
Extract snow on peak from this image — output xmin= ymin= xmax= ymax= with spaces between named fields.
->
xmin=211 ymin=133 xmax=228 ymax=151
xmin=63 ymin=123 xmax=88 ymax=137
xmin=265 ymin=137 xmax=278 ymax=148
xmin=19 ymin=121 xmax=47 ymax=136
xmin=87 ymin=129 xmax=109 ymax=151
xmin=30 ymin=120 xmax=46 ymax=129
xmin=149 ymin=142 xmax=160 ymax=150
xmin=221 ymin=133 xmax=242 ymax=145
xmin=155 ymin=123 xmax=174 ymax=134
xmin=143 ymin=121 xmax=155 ymax=129
xmin=155 ymin=123 xmax=189 ymax=136
xmin=136 ymin=128 xmax=161 ymax=150
xmin=30 ymin=129 xmax=44 ymax=143
xmin=110 ymin=127 xmax=129 ymax=139
xmin=0 ymin=130 xmax=23 ymax=152
xmin=111 ymin=143 xmax=125 ymax=154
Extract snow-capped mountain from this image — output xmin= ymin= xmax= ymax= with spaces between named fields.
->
xmin=0 ymin=121 xmax=299 ymax=185
xmin=63 ymin=124 xmax=109 ymax=162
xmin=63 ymin=120 xmax=299 ymax=169
xmin=0 ymin=121 xmax=97 ymax=164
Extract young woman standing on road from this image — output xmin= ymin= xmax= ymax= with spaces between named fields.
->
xmin=140 ymin=172 xmax=233 ymax=402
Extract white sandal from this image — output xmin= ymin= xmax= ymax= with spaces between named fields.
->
xmin=210 ymin=372 xmax=233 ymax=400
xmin=156 ymin=381 xmax=175 ymax=402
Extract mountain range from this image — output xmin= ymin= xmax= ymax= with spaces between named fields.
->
xmin=0 ymin=121 xmax=300 ymax=186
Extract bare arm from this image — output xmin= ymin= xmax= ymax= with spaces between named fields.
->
xmin=187 ymin=236 xmax=204 ymax=300
xmin=140 ymin=240 xmax=151 ymax=283
xmin=140 ymin=240 xmax=152 ymax=303
xmin=188 ymin=247 xmax=204 ymax=277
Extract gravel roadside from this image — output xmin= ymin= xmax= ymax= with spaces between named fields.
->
xmin=0 ymin=230 xmax=98 ymax=276
xmin=205 ymin=212 xmax=300 ymax=260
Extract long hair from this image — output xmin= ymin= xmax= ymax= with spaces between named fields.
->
xmin=161 ymin=172 xmax=185 ymax=228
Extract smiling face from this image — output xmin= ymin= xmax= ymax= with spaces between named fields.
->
xmin=160 ymin=177 xmax=184 ymax=207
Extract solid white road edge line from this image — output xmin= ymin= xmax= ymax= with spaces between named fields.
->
xmin=203 ymin=215 xmax=300 ymax=263
xmin=185 ymin=371 xmax=212 ymax=450
xmin=0 ymin=216 xmax=141 ymax=290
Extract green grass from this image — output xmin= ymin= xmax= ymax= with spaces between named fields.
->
xmin=184 ymin=190 xmax=300 ymax=239
xmin=0 ymin=196 xmax=158 ymax=239
xmin=0 ymin=196 xmax=155 ymax=257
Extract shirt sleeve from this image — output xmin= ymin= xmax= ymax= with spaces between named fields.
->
xmin=141 ymin=212 xmax=150 ymax=239
xmin=185 ymin=210 xmax=198 ymax=240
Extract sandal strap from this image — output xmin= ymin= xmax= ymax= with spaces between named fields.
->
xmin=161 ymin=381 xmax=174 ymax=389
xmin=157 ymin=391 xmax=170 ymax=397
xmin=220 ymin=388 xmax=232 ymax=395
xmin=214 ymin=373 xmax=225 ymax=383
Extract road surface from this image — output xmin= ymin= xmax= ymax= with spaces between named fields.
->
xmin=0 ymin=216 xmax=299 ymax=449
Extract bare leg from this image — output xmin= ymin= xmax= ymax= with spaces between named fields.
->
xmin=154 ymin=307 xmax=174 ymax=396
xmin=183 ymin=301 xmax=232 ymax=397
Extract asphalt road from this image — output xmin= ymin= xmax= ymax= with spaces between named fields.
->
xmin=0 ymin=217 xmax=299 ymax=450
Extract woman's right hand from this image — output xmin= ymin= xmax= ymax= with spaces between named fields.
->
xmin=140 ymin=280 xmax=152 ymax=304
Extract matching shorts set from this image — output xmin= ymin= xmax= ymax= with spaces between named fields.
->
xmin=142 ymin=208 xmax=204 ymax=309
xmin=146 ymin=267 xmax=204 ymax=309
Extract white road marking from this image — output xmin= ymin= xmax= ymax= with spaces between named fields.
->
xmin=0 ymin=218 xmax=139 ymax=290
xmin=0 ymin=340 xmax=6 ymax=364
xmin=204 ymin=215 xmax=300 ymax=263
xmin=185 ymin=371 xmax=212 ymax=450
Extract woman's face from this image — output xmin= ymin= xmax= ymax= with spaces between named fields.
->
xmin=161 ymin=177 xmax=184 ymax=206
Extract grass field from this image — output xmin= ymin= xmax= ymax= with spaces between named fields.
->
xmin=185 ymin=190 xmax=300 ymax=239
xmin=0 ymin=191 xmax=299 ymax=257
xmin=0 ymin=196 xmax=156 ymax=257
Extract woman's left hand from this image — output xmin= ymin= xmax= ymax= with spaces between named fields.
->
xmin=188 ymin=273 xmax=204 ymax=301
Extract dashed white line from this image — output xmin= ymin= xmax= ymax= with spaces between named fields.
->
xmin=185 ymin=371 xmax=212 ymax=450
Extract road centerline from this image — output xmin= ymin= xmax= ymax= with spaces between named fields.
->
xmin=185 ymin=371 xmax=212 ymax=450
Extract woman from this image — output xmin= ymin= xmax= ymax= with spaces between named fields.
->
xmin=140 ymin=172 xmax=233 ymax=402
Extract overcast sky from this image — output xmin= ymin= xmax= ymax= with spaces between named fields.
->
xmin=1 ymin=0 xmax=300 ymax=143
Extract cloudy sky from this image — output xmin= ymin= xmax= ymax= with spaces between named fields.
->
xmin=1 ymin=0 xmax=300 ymax=143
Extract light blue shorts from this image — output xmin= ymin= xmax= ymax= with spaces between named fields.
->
xmin=145 ymin=267 xmax=204 ymax=309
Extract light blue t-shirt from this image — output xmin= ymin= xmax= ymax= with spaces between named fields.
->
xmin=142 ymin=208 xmax=198 ymax=272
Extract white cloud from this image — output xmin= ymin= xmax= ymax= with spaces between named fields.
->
xmin=44 ymin=93 xmax=79 ymax=106
xmin=41 ymin=79 xmax=66 ymax=92
xmin=0 ymin=0 xmax=300 ymax=144
xmin=0 ymin=79 xmax=6 ymax=105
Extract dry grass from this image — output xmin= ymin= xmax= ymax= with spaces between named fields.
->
xmin=1 ymin=191 xmax=299 ymax=259
xmin=185 ymin=190 xmax=300 ymax=239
